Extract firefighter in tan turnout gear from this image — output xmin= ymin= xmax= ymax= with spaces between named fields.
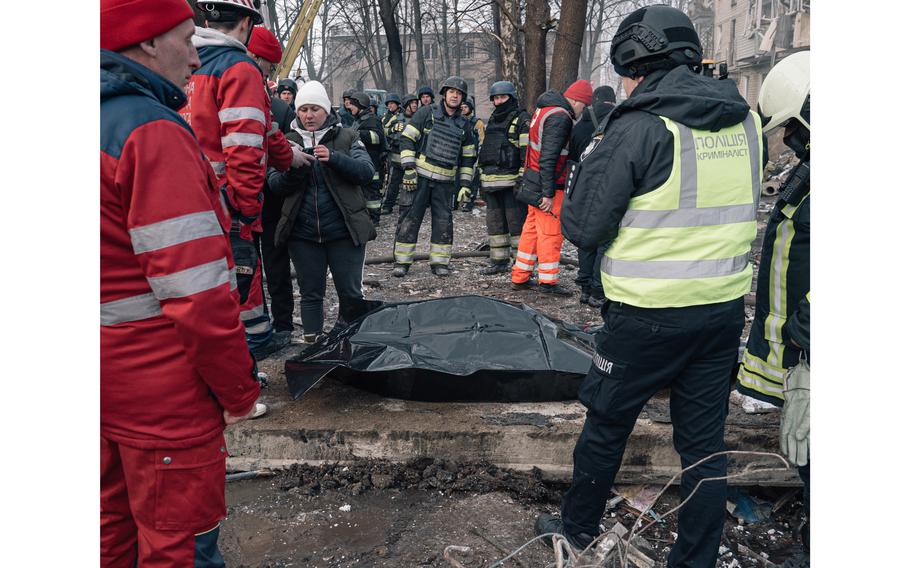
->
xmin=393 ymin=76 xmax=476 ymax=278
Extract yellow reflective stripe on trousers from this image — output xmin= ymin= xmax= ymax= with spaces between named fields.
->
xmin=488 ymin=234 xmax=511 ymax=247
xmin=429 ymin=243 xmax=452 ymax=264
xmin=394 ymin=241 xmax=416 ymax=264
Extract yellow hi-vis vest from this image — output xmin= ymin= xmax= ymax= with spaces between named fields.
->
xmin=600 ymin=112 xmax=763 ymax=308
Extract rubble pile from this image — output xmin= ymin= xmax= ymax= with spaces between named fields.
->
xmin=278 ymin=457 xmax=565 ymax=503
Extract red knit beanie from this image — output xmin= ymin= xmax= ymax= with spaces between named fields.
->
xmin=247 ymin=26 xmax=283 ymax=64
xmin=101 ymin=0 xmax=195 ymax=52
xmin=563 ymin=80 xmax=593 ymax=106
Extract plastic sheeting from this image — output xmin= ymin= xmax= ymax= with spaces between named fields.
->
xmin=285 ymin=295 xmax=595 ymax=402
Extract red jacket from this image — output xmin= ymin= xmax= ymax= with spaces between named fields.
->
xmin=101 ymin=50 xmax=260 ymax=449
xmin=181 ymin=27 xmax=292 ymax=231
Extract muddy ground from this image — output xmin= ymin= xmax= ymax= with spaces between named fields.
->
xmin=219 ymin=188 xmax=799 ymax=567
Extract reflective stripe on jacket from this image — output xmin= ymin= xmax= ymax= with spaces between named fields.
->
xmin=182 ymin=29 xmax=273 ymax=226
xmin=101 ymin=50 xmax=259 ymax=448
xmin=399 ymin=104 xmax=475 ymax=185
xmin=601 ymin=112 xmax=763 ymax=308
xmin=737 ymin=183 xmax=810 ymax=405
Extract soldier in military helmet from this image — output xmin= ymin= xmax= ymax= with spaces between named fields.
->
xmin=337 ymin=88 xmax=355 ymax=127
xmin=476 ymin=80 xmax=530 ymax=275
xmin=393 ymin=76 xmax=476 ymax=277
xmin=349 ymin=91 xmax=386 ymax=223
xmin=417 ymin=85 xmax=435 ymax=107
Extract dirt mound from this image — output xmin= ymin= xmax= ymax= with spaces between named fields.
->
xmin=278 ymin=458 xmax=567 ymax=503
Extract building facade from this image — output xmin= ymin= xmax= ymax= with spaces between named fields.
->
xmin=706 ymin=0 xmax=810 ymax=108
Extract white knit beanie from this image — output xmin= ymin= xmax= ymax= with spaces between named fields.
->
xmin=295 ymin=81 xmax=332 ymax=114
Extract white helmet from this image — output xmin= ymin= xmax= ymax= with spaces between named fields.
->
xmin=757 ymin=51 xmax=809 ymax=133
xmin=196 ymin=1 xmax=264 ymax=25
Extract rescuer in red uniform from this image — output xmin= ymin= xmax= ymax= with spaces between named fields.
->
xmin=101 ymin=0 xmax=262 ymax=564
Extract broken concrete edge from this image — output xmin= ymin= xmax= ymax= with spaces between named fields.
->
xmin=225 ymin=457 xmax=803 ymax=487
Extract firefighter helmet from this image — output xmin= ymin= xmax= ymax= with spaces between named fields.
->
xmin=757 ymin=51 xmax=810 ymax=133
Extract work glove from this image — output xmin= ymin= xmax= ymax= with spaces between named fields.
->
xmin=780 ymin=358 xmax=810 ymax=466
xmin=402 ymin=168 xmax=418 ymax=191
xmin=457 ymin=187 xmax=472 ymax=203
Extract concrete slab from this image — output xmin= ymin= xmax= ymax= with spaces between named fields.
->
xmin=227 ymin=358 xmax=800 ymax=486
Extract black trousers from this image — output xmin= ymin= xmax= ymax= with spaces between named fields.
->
xmin=562 ymin=298 xmax=744 ymax=568
xmin=382 ymin=163 xmax=404 ymax=211
xmin=394 ymin=175 xmax=455 ymax=265
xmin=286 ymin=237 xmax=366 ymax=335
xmin=257 ymin=224 xmax=294 ymax=332
xmin=484 ymin=188 xmax=527 ymax=264
xmin=575 ymin=243 xmax=607 ymax=297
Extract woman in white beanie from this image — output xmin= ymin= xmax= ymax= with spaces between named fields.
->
xmin=267 ymin=81 xmax=377 ymax=343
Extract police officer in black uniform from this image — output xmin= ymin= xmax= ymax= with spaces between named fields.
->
xmin=535 ymin=7 xmax=766 ymax=568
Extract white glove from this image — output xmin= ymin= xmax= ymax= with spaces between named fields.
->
xmin=780 ymin=358 xmax=810 ymax=466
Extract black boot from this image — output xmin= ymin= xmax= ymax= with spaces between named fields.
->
xmin=392 ymin=264 xmax=409 ymax=278
xmin=431 ymin=264 xmax=451 ymax=277
xmin=539 ymin=283 xmax=573 ymax=296
xmin=579 ymin=285 xmax=591 ymax=305
xmin=479 ymin=263 xmax=509 ymax=275
xmin=587 ymin=288 xmax=606 ymax=308
xmin=533 ymin=513 xmax=590 ymax=551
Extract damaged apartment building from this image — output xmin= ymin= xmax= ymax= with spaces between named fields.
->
xmin=689 ymin=0 xmax=810 ymax=108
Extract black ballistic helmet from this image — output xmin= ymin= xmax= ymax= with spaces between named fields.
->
xmin=276 ymin=78 xmax=297 ymax=97
xmin=610 ymin=5 xmax=702 ymax=78
xmin=350 ymin=91 xmax=371 ymax=110
xmin=385 ymin=92 xmax=402 ymax=105
xmin=342 ymin=89 xmax=354 ymax=100
xmin=403 ymin=93 xmax=419 ymax=106
xmin=439 ymin=76 xmax=468 ymax=98
xmin=488 ymin=80 xmax=517 ymax=100
xmin=417 ymin=86 xmax=435 ymax=100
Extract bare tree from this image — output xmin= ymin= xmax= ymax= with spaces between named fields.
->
xmin=412 ymin=0 xmax=429 ymax=86
xmin=548 ymin=0 xmax=588 ymax=91
xmin=524 ymin=0 xmax=551 ymax=110
xmin=378 ymin=0 xmax=407 ymax=93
